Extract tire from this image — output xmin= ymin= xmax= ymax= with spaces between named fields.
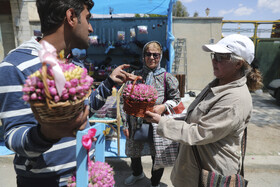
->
xmin=276 ymin=88 xmax=280 ymax=106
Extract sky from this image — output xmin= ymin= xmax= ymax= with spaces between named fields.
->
xmin=180 ymin=0 xmax=279 ymax=21
xmin=180 ymin=0 xmax=280 ymax=37
xmin=91 ymin=0 xmax=280 ymax=38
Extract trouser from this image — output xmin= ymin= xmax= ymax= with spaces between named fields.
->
xmin=131 ymin=156 xmax=164 ymax=186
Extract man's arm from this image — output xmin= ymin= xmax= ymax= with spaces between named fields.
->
xmin=0 ymin=54 xmax=89 ymax=156
xmin=89 ymin=64 xmax=140 ymax=112
xmin=0 ymin=59 xmax=55 ymax=157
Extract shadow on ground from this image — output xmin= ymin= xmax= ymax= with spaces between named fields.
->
xmin=106 ymin=157 xmax=169 ymax=187
xmin=250 ymin=93 xmax=280 ymax=127
xmin=246 ymin=92 xmax=280 ymax=156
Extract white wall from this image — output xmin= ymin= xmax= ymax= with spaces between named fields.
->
xmin=173 ymin=17 xmax=223 ymax=90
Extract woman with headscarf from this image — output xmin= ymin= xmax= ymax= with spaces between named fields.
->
xmin=121 ymin=41 xmax=181 ymax=187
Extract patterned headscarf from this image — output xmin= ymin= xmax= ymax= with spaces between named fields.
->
xmin=142 ymin=41 xmax=166 ymax=85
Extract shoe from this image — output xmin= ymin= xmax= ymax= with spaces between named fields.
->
xmin=124 ymin=172 xmax=145 ymax=185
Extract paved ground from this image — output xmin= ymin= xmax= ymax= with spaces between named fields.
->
xmin=0 ymin=91 xmax=280 ymax=187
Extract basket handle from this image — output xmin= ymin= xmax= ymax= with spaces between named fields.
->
xmin=42 ymin=62 xmax=54 ymax=109
xmin=129 ymin=76 xmax=141 ymax=96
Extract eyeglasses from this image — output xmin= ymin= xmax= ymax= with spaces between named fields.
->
xmin=210 ymin=53 xmax=231 ymax=62
xmin=145 ymin=52 xmax=161 ymax=59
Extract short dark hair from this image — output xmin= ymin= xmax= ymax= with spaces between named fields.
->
xmin=36 ymin=0 xmax=94 ymax=35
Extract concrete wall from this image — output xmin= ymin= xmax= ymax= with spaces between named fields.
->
xmin=0 ymin=0 xmax=15 ymax=60
xmin=0 ymin=1 xmax=38 ymax=61
xmin=28 ymin=2 xmax=40 ymax=37
xmin=173 ymin=17 xmax=223 ymax=90
xmin=0 ymin=15 xmax=15 ymax=60
xmin=10 ymin=0 xmax=31 ymax=46
xmin=28 ymin=2 xmax=39 ymax=22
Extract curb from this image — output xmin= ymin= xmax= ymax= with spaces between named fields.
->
xmin=0 ymin=154 xmax=14 ymax=164
xmin=245 ymin=155 xmax=280 ymax=172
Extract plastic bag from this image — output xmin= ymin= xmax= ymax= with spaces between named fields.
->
xmin=165 ymin=102 xmax=187 ymax=120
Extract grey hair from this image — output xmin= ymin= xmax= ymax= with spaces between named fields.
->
xmin=231 ymin=54 xmax=252 ymax=76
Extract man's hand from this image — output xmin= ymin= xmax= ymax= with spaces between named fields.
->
xmin=39 ymin=106 xmax=89 ymax=141
xmin=110 ymin=64 xmax=142 ymax=85
xmin=123 ymin=128 xmax=129 ymax=138
xmin=144 ymin=111 xmax=161 ymax=124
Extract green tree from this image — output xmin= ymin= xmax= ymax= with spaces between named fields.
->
xmin=172 ymin=0 xmax=189 ymax=17
xmin=148 ymin=14 xmax=167 ymax=17
xmin=193 ymin=11 xmax=199 ymax=17
xmin=135 ymin=13 xmax=141 ymax=18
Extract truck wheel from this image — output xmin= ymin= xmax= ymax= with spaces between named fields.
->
xmin=276 ymin=88 xmax=280 ymax=106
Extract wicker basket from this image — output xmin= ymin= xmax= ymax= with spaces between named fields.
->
xmin=124 ymin=99 xmax=155 ymax=118
xmin=123 ymin=77 xmax=156 ymax=118
xmin=29 ymin=62 xmax=91 ymax=124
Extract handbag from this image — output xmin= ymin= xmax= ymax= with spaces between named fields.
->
xmin=192 ymin=128 xmax=249 ymax=187
xmin=165 ymin=103 xmax=186 ymax=120
xmin=133 ymin=123 xmax=153 ymax=142
xmin=166 ymin=101 xmax=185 ymax=114
xmin=163 ymin=72 xmax=186 ymax=119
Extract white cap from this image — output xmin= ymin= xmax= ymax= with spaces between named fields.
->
xmin=202 ymin=34 xmax=255 ymax=64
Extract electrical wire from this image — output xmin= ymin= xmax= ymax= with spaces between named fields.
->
xmin=145 ymin=0 xmax=168 ymax=15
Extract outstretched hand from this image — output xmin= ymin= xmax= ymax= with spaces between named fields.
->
xmin=110 ymin=64 xmax=142 ymax=85
xmin=144 ymin=111 xmax=161 ymax=124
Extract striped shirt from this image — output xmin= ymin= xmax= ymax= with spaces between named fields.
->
xmin=0 ymin=37 xmax=114 ymax=186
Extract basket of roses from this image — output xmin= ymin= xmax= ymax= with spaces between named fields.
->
xmin=123 ymin=76 xmax=158 ymax=117
xmin=22 ymin=41 xmax=93 ymax=124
